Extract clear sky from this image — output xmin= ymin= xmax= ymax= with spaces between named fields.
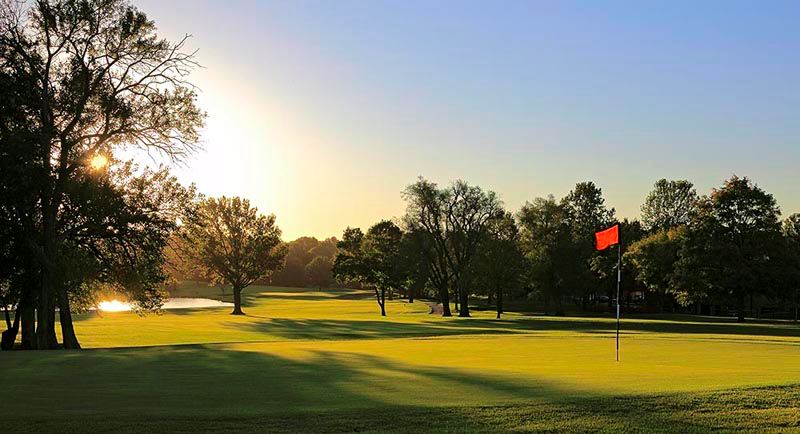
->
xmin=136 ymin=0 xmax=799 ymax=241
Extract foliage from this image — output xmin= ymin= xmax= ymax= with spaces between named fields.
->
xmin=183 ymin=196 xmax=286 ymax=315
xmin=402 ymin=177 xmax=504 ymax=317
xmin=641 ymin=179 xmax=698 ymax=232
xmin=625 ymin=227 xmax=685 ymax=307
xmin=0 ymin=0 xmax=205 ymax=349
xmin=271 ymin=236 xmax=338 ymax=288
xmin=673 ymin=176 xmax=784 ymax=321
xmin=469 ymin=212 xmax=526 ymax=318
xmin=333 ymin=222 xmax=404 ymax=316
xmin=517 ymin=195 xmax=578 ymax=315
xmin=305 ymin=255 xmax=334 ymax=288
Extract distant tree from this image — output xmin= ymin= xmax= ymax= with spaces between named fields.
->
xmin=305 ymin=256 xmax=333 ymax=289
xmin=470 ymin=213 xmax=526 ymax=318
xmin=561 ymin=182 xmax=616 ymax=304
xmin=332 ymin=227 xmax=366 ymax=287
xmin=624 ymin=227 xmax=685 ymax=311
xmin=271 ymin=237 xmax=339 ymax=288
xmin=402 ymin=178 xmax=504 ymax=317
xmin=641 ymin=179 xmax=698 ymax=232
xmin=782 ymin=214 xmax=800 ymax=321
xmin=397 ymin=229 xmax=430 ymax=303
xmin=333 ymin=223 xmax=404 ymax=316
xmin=589 ymin=219 xmax=646 ymax=307
xmin=517 ymin=196 xmax=578 ymax=315
xmin=674 ymin=176 xmax=783 ymax=322
xmin=184 ymin=197 xmax=286 ymax=315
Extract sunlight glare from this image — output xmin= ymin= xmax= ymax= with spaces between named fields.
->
xmin=90 ymin=154 xmax=108 ymax=170
xmin=97 ymin=300 xmax=131 ymax=312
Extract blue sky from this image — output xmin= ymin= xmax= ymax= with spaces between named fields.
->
xmin=138 ymin=0 xmax=799 ymax=239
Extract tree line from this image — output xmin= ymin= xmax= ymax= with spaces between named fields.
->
xmin=333 ymin=176 xmax=800 ymax=322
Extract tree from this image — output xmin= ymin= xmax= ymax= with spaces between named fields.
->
xmin=305 ymin=256 xmax=333 ymax=288
xmin=184 ymin=197 xmax=286 ymax=315
xmin=624 ymin=227 xmax=685 ymax=311
xmin=561 ymin=182 xmax=616 ymax=305
xmin=782 ymin=214 xmax=800 ymax=321
xmin=1 ymin=0 xmax=205 ymax=349
xmin=517 ymin=195 xmax=578 ymax=315
xmin=470 ymin=212 xmax=526 ymax=318
xmin=641 ymin=179 xmax=698 ymax=232
xmin=402 ymin=178 xmax=504 ymax=317
xmin=271 ymin=237 xmax=339 ymax=288
xmin=332 ymin=222 xmax=404 ymax=316
xmin=674 ymin=176 xmax=784 ymax=322
xmin=397 ymin=229 xmax=430 ymax=303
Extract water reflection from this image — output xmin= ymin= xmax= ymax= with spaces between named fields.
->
xmin=96 ymin=298 xmax=233 ymax=312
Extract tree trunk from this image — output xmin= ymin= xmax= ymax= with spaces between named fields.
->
xmin=496 ymin=287 xmax=503 ymax=319
xmin=45 ymin=305 xmax=58 ymax=348
xmin=440 ymin=285 xmax=451 ymax=317
xmin=554 ymin=292 xmax=565 ymax=316
xmin=57 ymin=286 xmax=81 ymax=349
xmin=736 ymin=293 xmax=746 ymax=322
xmin=36 ymin=266 xmax=59 ymax=349
xmin=1 ymin=307 xmax=20 ymax=351
xmin=231 ymin=287 xmax=245 ymax=315
xmin=21 ymin=299 xmax=36 ymax=350
xmin=488 ymin=292 xmax=494 ymax=306
xmin=459 ymin=286 xmax=470 ymax=317
xmin=374 ymin=287 xmax=387 ymax=316
xmin=408 ymin=285 xmax=414 ymax=304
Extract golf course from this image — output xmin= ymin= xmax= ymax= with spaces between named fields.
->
xmin=3 ymin=284 xmax=799 ymax=433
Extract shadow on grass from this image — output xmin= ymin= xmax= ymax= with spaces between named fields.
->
xmin=219 ymin=314 xmax=800 ymax=343
xmin=1 ymin=345 xmax=798 ymax=433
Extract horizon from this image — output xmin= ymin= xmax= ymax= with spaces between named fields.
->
xmin=136 ymin=0 xmax=798 ymax=240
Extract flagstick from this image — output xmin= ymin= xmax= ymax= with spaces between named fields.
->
xmin=616 ymin=241 xmax=621 ymax=362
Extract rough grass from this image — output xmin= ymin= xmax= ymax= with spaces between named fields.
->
xmin=3 ymin=284 xmax=800 ymax=433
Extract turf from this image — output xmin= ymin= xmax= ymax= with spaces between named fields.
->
xmin=3 ymin=284 xmax=800 ymax=433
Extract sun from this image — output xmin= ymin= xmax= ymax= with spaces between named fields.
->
xmin=97 ymin=300 xmax=130 ymax=312
xmin=90 ymin=154 xmax=108 ymax=170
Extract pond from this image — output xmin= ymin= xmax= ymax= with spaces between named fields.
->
xmin=96 ymin=298 xmax=233 ymax=312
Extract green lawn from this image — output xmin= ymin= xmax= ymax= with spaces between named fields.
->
xmin=3 ymin=284 xmax=800 ymax=433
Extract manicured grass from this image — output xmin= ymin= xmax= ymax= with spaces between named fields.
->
xmin=4 ymin=284 xmax=800 ymax=433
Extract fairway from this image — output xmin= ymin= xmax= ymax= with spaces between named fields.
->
xmin=3 ymin=285 xmax=800 ymax=433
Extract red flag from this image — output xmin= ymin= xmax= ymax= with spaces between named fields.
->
xmin=595 ymin=224 xmax=619 ymax=251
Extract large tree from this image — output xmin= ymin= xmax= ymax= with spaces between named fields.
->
xmin=333 ymin=222 xmax=404 ymax=316
xmin=470 ymin=212 xmax=526 ymax=319
xmin=402 ymin=178 xmax=504 ymax=317
xmin=782 ymin=214 xmax=800 ymax=321
xmin=517 ymin=195 xmax=578 ymax=316
xmin=184 ymin=197 xmax=286 ymax=315
xmin=624 ymin=227 xmax=685 ymax=311
xmin=1 ymin=0 xmax=204 ymax=349
xmin=561 ymin=182 xmax=616 ymax=305
xmin=641 ymin=179 xmax=698 ymax=232
xmin=674 ymin=176 xmax=784 ymax=322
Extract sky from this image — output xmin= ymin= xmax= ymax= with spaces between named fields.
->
xmin=135 ymin=0 xmax=799 ymax=241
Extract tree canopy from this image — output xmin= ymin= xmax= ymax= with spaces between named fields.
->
xmin=183 ymin=196 xmax=286 ymax=315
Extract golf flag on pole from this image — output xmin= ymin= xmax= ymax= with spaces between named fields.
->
xmin=595 ymin=224 xmax=619 ymax=251
xmin=596 ymin=223 xmax=622 ymax=361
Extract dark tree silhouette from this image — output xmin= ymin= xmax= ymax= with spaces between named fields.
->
xmin=0 ymin=0 xmax=205 ymax=349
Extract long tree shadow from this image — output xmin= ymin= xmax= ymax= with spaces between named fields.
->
xmin=221 ymin=314 xmax=800 ymax=343
xmin=1 ymin=345 xmax=797 ymax=433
